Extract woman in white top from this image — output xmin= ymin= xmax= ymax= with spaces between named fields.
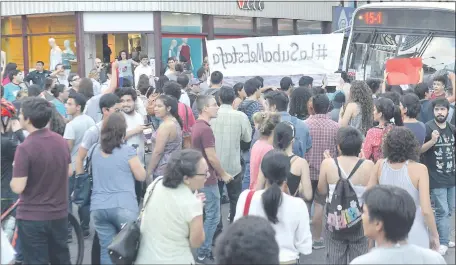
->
xmin=135 ymin=149 xmax=206 ymax=264
xmin=317 ymin=126 xmax=374 ymax=264
xmin=235 ymin=149 xmax=312 ymax=264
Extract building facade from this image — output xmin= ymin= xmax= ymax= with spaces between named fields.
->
xmin=1 ymin=0 xmax=339 ymax=77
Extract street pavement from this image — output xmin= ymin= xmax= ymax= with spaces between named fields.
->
xmin=72 ymin=202 xmax=455 ymax=264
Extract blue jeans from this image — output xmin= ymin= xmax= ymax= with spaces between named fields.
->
xmin=119 ymin=76 xmax=133 ymax=88
xmin=431 ymin=187 xmax=455 ymax=246
xmin=91 ymin=208 xmax=138 ymax=264
xmin=197 ymin=184 xmax=220 ymax=257
xmin=241 ymin=150 xmax=251 ymax=191
xmin=68 ymin=175 xmax=90 ymax=231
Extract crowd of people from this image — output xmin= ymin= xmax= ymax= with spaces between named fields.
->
xmin=1 ymin=50 xmax=455 ymax=265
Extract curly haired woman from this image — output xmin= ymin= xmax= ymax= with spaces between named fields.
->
xmin=367 ymin=127 xmax=439 ymax=251
xmin=339 ymin=81 xmax=373 ymax=135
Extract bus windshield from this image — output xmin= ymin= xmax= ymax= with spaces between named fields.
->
xmin=347 ymin=32 xmax=455 ymax=80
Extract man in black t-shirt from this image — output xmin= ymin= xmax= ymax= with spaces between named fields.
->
xmin=24 ymin=61 xmax=52 ymax=88
xmin=421 ymin=98 xmax=455 ymax=256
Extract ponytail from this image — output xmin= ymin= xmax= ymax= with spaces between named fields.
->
xmin=172 ymin=111 xmax=184 ymax=129
xmin=392 ymin=105 xmax=403 ymax=126
xmin=261 ymin=181 xmax=283 ymax=224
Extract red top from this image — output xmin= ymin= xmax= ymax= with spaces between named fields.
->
xmin=178 ymin=102 xmax=195 ymax=133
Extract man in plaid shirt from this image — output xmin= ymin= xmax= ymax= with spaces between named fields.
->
xmin=304 ymin=93 xmax=339 ymax=250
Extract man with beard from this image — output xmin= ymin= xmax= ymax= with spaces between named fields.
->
xmin=117 ymin=88 xmax=147 ymax=165
xmin=421 ymin=97 xmax=455 ymax=256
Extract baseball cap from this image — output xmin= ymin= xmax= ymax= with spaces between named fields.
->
xmin=280 ymin=77 xmax=294 ymax=91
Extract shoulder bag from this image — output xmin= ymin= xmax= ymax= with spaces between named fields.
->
xmin=72 ymin=143 xmax=98 ymax=207
xmin=108 ymin=176 xmax=163 ymax=264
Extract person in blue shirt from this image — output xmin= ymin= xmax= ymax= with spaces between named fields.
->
xmin=50 ymin=84 xmax=68 ymax=118
xmin=3 ymin=70 xmax=23 ymax=102
xmin=263 ymin=91 xmax=312 ymax=157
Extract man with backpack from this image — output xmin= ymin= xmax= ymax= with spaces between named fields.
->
xmin=421 ymin=97 xmax=456 ymax=256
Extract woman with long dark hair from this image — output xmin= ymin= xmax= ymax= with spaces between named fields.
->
xmin=256 ymin=121 xmax=312 ymax=202
xmin=2 ymin=63 xmax=17 ymax=86
xmin=147 ymin=95 xmax=183 ymax=183
xmin=363 ymin=97 xmax=403 ymax=162
xmin=90 ymin=112 xmax=146 ymax=264
xmin=235 ymin=149 xmax=312 ymax=264
xmin=289 ymin=87 xmax=312 ymax=120
xmin=339 ymin=81 xmax=374 ymax=135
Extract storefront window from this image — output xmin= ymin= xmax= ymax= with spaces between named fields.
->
xmin=214 ymin=16 xmax=253 ymax=35
xmin=257 ymin=18 xmax=273 ymax=36
xmin=161 ymin=13 xmax=202 ymax=33
xmin=278 ymin=19 xmax=294 ymax=36
xmin=1 ymin=37 xmax=24 ymax=70
xmin=28 ymin=35 xmax=77 ymax=72
xmin=297 ymin=20 xmax=322 ymax=35
xmin=1 ymin=16 xmax=22 ymax=35
xmin=161 ymin=37 xmax=203 ymax=76
xmin=26 ymin=13 xmax=76 ymax=33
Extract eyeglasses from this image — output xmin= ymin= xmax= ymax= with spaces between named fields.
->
xmin=195 ymin=170 xmax=210 ymax=178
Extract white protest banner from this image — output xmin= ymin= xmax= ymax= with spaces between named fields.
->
xmin=206 ymin=33 xmax=344 ymax=77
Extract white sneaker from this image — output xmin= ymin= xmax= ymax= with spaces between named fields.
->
xmin=449 ymin=241 xmax=455 ymax=248
xmin=439 ymin=245 xmax=448 ymax=256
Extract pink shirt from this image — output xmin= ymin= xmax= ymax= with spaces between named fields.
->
xmin=249 ymin=139 xmax=273 ymax=189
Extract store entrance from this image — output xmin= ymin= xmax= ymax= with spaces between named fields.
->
xmin=95 ymin=33 xmax=144 ymax=63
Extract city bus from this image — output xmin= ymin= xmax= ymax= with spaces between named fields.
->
xmin=342 ymin=2 xmax=455 ymax=81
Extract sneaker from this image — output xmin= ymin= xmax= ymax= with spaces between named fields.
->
xmin=196 ymin=254 xmax=214 ymax=264
xmin=227 ymin=212 xmax=231 ymax=223
xmin=439 ymin=245 xmax=448 ymax=256
xmin=312 ymin=240 xmax=325 ymax=250
xmin=449 ymin=241 xmax=455 ymax=248
xmin=83 ymin=229 xmax=90 ymax=239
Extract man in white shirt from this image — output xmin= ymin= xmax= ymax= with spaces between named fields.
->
xmin=351 ymin=185 xmax=446 ymax=265
xmin=134 ymin=53 xmax=154 ymax=88
xmin=117 ymin=87 xmax=147 ymax=165
xmin=64 ymin=93 xmax=95 ymax=237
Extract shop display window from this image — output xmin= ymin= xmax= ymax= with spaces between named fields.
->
xmin=161 ymin=37 xmax=203 ymax=76
xmin=297 ymin=20 xmax=322 ymax=35
xmin=28 ymin=35 xmax=77 ymax=72
xmin=1 ymin=16 xmax=22 ymax=35
xmin=214 ymin=16 xmax=253 ymax=35
xmin=1 ymin=37 xmax=24 ymax=71
xmin=257 ymin=18 xmax=273 ymax=36
xmin=278 ymin=19 xmax=294 ymax=36
xmin=161 ymin=12 xmax=202 ymax=33
xmin=27 ymin=13 xmax=76 ymax=34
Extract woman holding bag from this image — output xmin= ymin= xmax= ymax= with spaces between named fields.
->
xmin=90 ymin=112 xmax=146 ymax=265
xmin=135 ymin=149 xmax=206 ymax=264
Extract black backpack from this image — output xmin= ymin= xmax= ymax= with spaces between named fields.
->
xmin=325 ymin=158 xmax=364 ymax=239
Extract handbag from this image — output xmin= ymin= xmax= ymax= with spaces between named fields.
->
xmin=108 ymin=176 xmax=163 ymax=264
xmin=243 ymin=190 xmax=256 ymax=216
xmin=72 ymin=143 xmax=98 ymax=206
xmin=182 ymin=105 xmax=192 ymax=149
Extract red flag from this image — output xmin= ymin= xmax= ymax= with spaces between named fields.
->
xmin=385 ymin=58 xmax=422 ymax=85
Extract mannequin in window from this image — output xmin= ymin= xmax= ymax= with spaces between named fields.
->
xmin=168 ymin=39 xmax=178 ymax=59
xmin=49 ymin=38 xmax=62 ymax=71
xmin=178 ymin=38 xmax=193 ymax=70
xmin=62 ymin=40 xmax=77 ymax=76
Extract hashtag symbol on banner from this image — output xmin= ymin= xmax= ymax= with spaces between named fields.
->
xmin=316 ymin=44 xmax=328 ymax=60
